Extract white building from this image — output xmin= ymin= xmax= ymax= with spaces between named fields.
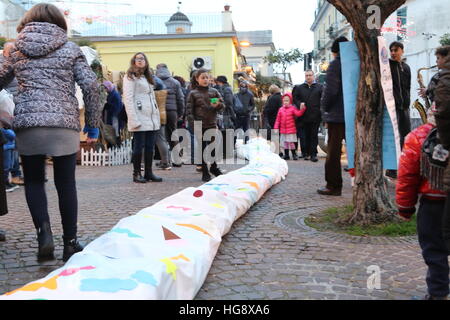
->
xmin=0 ymin=0 xmax=26 ymax=39
xmin=237 ymin=30 xmax=275 ymax=78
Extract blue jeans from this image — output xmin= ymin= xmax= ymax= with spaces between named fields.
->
xmin=11 ymin=150 xmax=22 ymax=177
xmin=132 ymin=131 xmax=157 ymax=155
xmin=3 ymin=149 xmax=13 ymax=183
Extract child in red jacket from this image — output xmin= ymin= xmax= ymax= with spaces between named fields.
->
xmin=396 ymin=114 xmax=448 ymax=300
xmin=274 ymin=93 xmax=306 ymax=160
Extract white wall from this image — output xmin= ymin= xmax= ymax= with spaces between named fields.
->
xmin=383 ymin=0 xmax=450 ymax=120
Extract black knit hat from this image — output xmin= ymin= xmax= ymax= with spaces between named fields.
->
xmin=216 ymin=75 xmax=228 ymax=84
xmin=331 ymin=36 xmax=349 ymax=54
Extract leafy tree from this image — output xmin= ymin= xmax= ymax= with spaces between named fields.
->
xmin=0 ymin=37 xmax=7 ymax=49
xmin=440 ymin=33 xmax=450 ymax=46
xmin=264 ymin=48 xmax=303 ymax=81
xmin=76 ymin=39 xmax=97 ymax=49
xmin=254 ymin=72 xmax=282 ymax=99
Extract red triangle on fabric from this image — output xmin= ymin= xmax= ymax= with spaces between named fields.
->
xmin=162 ymin=226 xmax=181 ymax=240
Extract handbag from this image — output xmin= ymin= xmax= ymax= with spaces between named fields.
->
xmin=154 ymin=90 xmax=168 ymax=125
xmin=99 ymin=120 xmax=117 ymax=146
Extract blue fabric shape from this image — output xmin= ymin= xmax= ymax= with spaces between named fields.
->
xmin=131 ymin=271 xmax=158 ymax=286
xmin=111 ymin=228 xmax=143 ymax=238
xmin=80 ymin=278 xmax=138 ymax=293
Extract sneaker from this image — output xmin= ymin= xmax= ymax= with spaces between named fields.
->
xmin=173 ymin=163 xmax=182 ymax=168
xmin=11 ymin=176 xmax=25 ymax=186
xmin=196 ymin=165 xmax=203 ymax=173
xmin=159 ymin=163 xmax=172 ymax=170
xmin=5 ymin=183 xmax=19 ymax=192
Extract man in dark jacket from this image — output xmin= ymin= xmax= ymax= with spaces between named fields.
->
xmin=234 ymin=81 xmax=255 ymax=134
xmin=389 ymin=41 xmax=412 ymax=149
xmin=0 ymin=128 xmax=7 ymax=241
xmin=317 ymin=36 xmax=348 ymax=196
xmin=435 ymin=54 xmax=450 ymax=252
xmin=156 ymin=64 xmax=185 ymax=153
xmin=216 ymin=75 xmax=236 ymax=129
xmin=293 ymin=70 xmax=323 ymax=162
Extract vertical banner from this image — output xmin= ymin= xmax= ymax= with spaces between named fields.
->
xmin=378 ymin=36 xmax=401 ymax=168
xmin=340 ymin=41 xmax=360 ymax=170
xmin=340 ymin=39 xmax=400 ymax=170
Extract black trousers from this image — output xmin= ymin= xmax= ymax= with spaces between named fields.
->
xmin=325 ymin=123 xmax=346 ymax=191
xmin=303 ymin=122 xmax=320 ymax=157
xmin=396 ymin=108 xmax=411 ymax=149
xmin=443 ymin=193 xmax=450 ymax=251
xmin=166 ymin=110 xmax=178 ymax=150
xmin=21 ymin=153 xmax=78 ymax=239
xmin=297 ymin=126 xmax=307 ymax=156
xmin=417 ymin=198 xmax=449 ymax=297
xmin=0 ymin=141 xmax=7 ymax=216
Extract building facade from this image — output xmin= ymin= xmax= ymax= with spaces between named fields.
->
xmin=310 ymin=0 xmax=353 ymax=74
xmin=83 ymin=32 xmax=241 ymax=85
xmin=237 ymin=30 xmax=275 ymax=78
xmin=0 ymin=0 xmax=26 ymax=40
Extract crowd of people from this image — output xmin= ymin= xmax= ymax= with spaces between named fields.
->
xmin=0 ymin=2 xmax=449 ymax=300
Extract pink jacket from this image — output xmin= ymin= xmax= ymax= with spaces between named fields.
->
xmin=274 ymin=93 xmax=306 ymax=134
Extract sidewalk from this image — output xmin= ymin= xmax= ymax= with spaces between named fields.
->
xmin=0 ymin=158 xmax=427 ymax=299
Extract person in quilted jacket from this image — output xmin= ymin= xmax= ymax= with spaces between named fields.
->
xmin=274 ymin=92 xmax=306 ymax=161
xmin=396 ymin=111 xmax=448 ymax=300
xmin=0 ymin=3 xmax=102 ymax=262
xmin=435 ymin=55 xmax=450 ymax=253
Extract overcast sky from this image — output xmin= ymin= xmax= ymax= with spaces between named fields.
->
xmin=61 ymin=0 xmax=318 ymax=83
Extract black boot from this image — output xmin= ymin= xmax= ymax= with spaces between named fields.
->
xmin=292 ymin=149 xmax=298 ymax=160
xmin=144 ymin=152 xmax=162 ymax=182
xmin=132 ymin=153 xmax=146 ymax=183
xmin=202 ymin=164 xmax=212 ymax=182
xmin=63 ymin=237 xmax=84 ymax=262
xmin=37 ymin=222 xmax=54 ymax=260
xmin=283 ymin=149 xmax=290 ymax=160
xmin=210 ymin=163 xmax=223 ymax=177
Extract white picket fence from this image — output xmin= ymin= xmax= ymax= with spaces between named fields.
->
xmin=81 ymin=139 xmax=132 ymax=166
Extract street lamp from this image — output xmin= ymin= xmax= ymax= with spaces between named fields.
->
xmin=240 ymin=40 xmax=251 ymax=47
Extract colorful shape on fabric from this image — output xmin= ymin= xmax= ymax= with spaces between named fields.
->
xmin=211 ymin=203 xmax=225 ymax=209
xmin=176 ymin=223 xmax=212 ymax=237
xmin=160 ymin=258 xmax=178 ymax=280
xmin=131 ymin=271 xmax=158 ymax=286
xmin=59 ymin=266 xmax=96 ymax=277
xmin=5 ymin=275 xmax=59 ymax=295
xmin=162 ymin=226 xmax=181 ymax=240
xmin=80 ymin=278 xmax=138 ymax=293
xmin=167 ymin=205 xmax=192 ymax=211
xmin=193 ymin=190 xmax=203 ymax=198
xmin=160 ymin=254 xmax=191 ymax=280
xmin=111 ymin=228 xmax=143 ymax=238
xmin=243 ymin=181 xmax=259 ymax=190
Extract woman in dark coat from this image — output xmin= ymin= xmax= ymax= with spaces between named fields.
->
xmin=263 ymin=84 xmax=283 ymax=144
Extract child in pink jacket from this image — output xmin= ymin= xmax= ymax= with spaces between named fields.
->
xmin=274 ymin=92 xmax=306 ymax=160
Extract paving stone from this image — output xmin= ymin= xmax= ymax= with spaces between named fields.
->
xmin=1 ymin=159 xmax=429 ymax=301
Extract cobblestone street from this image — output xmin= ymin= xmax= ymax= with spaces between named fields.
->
xmin=0 ymin=157 xmax=429 ymax=299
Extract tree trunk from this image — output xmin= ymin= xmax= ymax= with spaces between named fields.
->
xmin=327 ymin=0 xmax=406 ymax=225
